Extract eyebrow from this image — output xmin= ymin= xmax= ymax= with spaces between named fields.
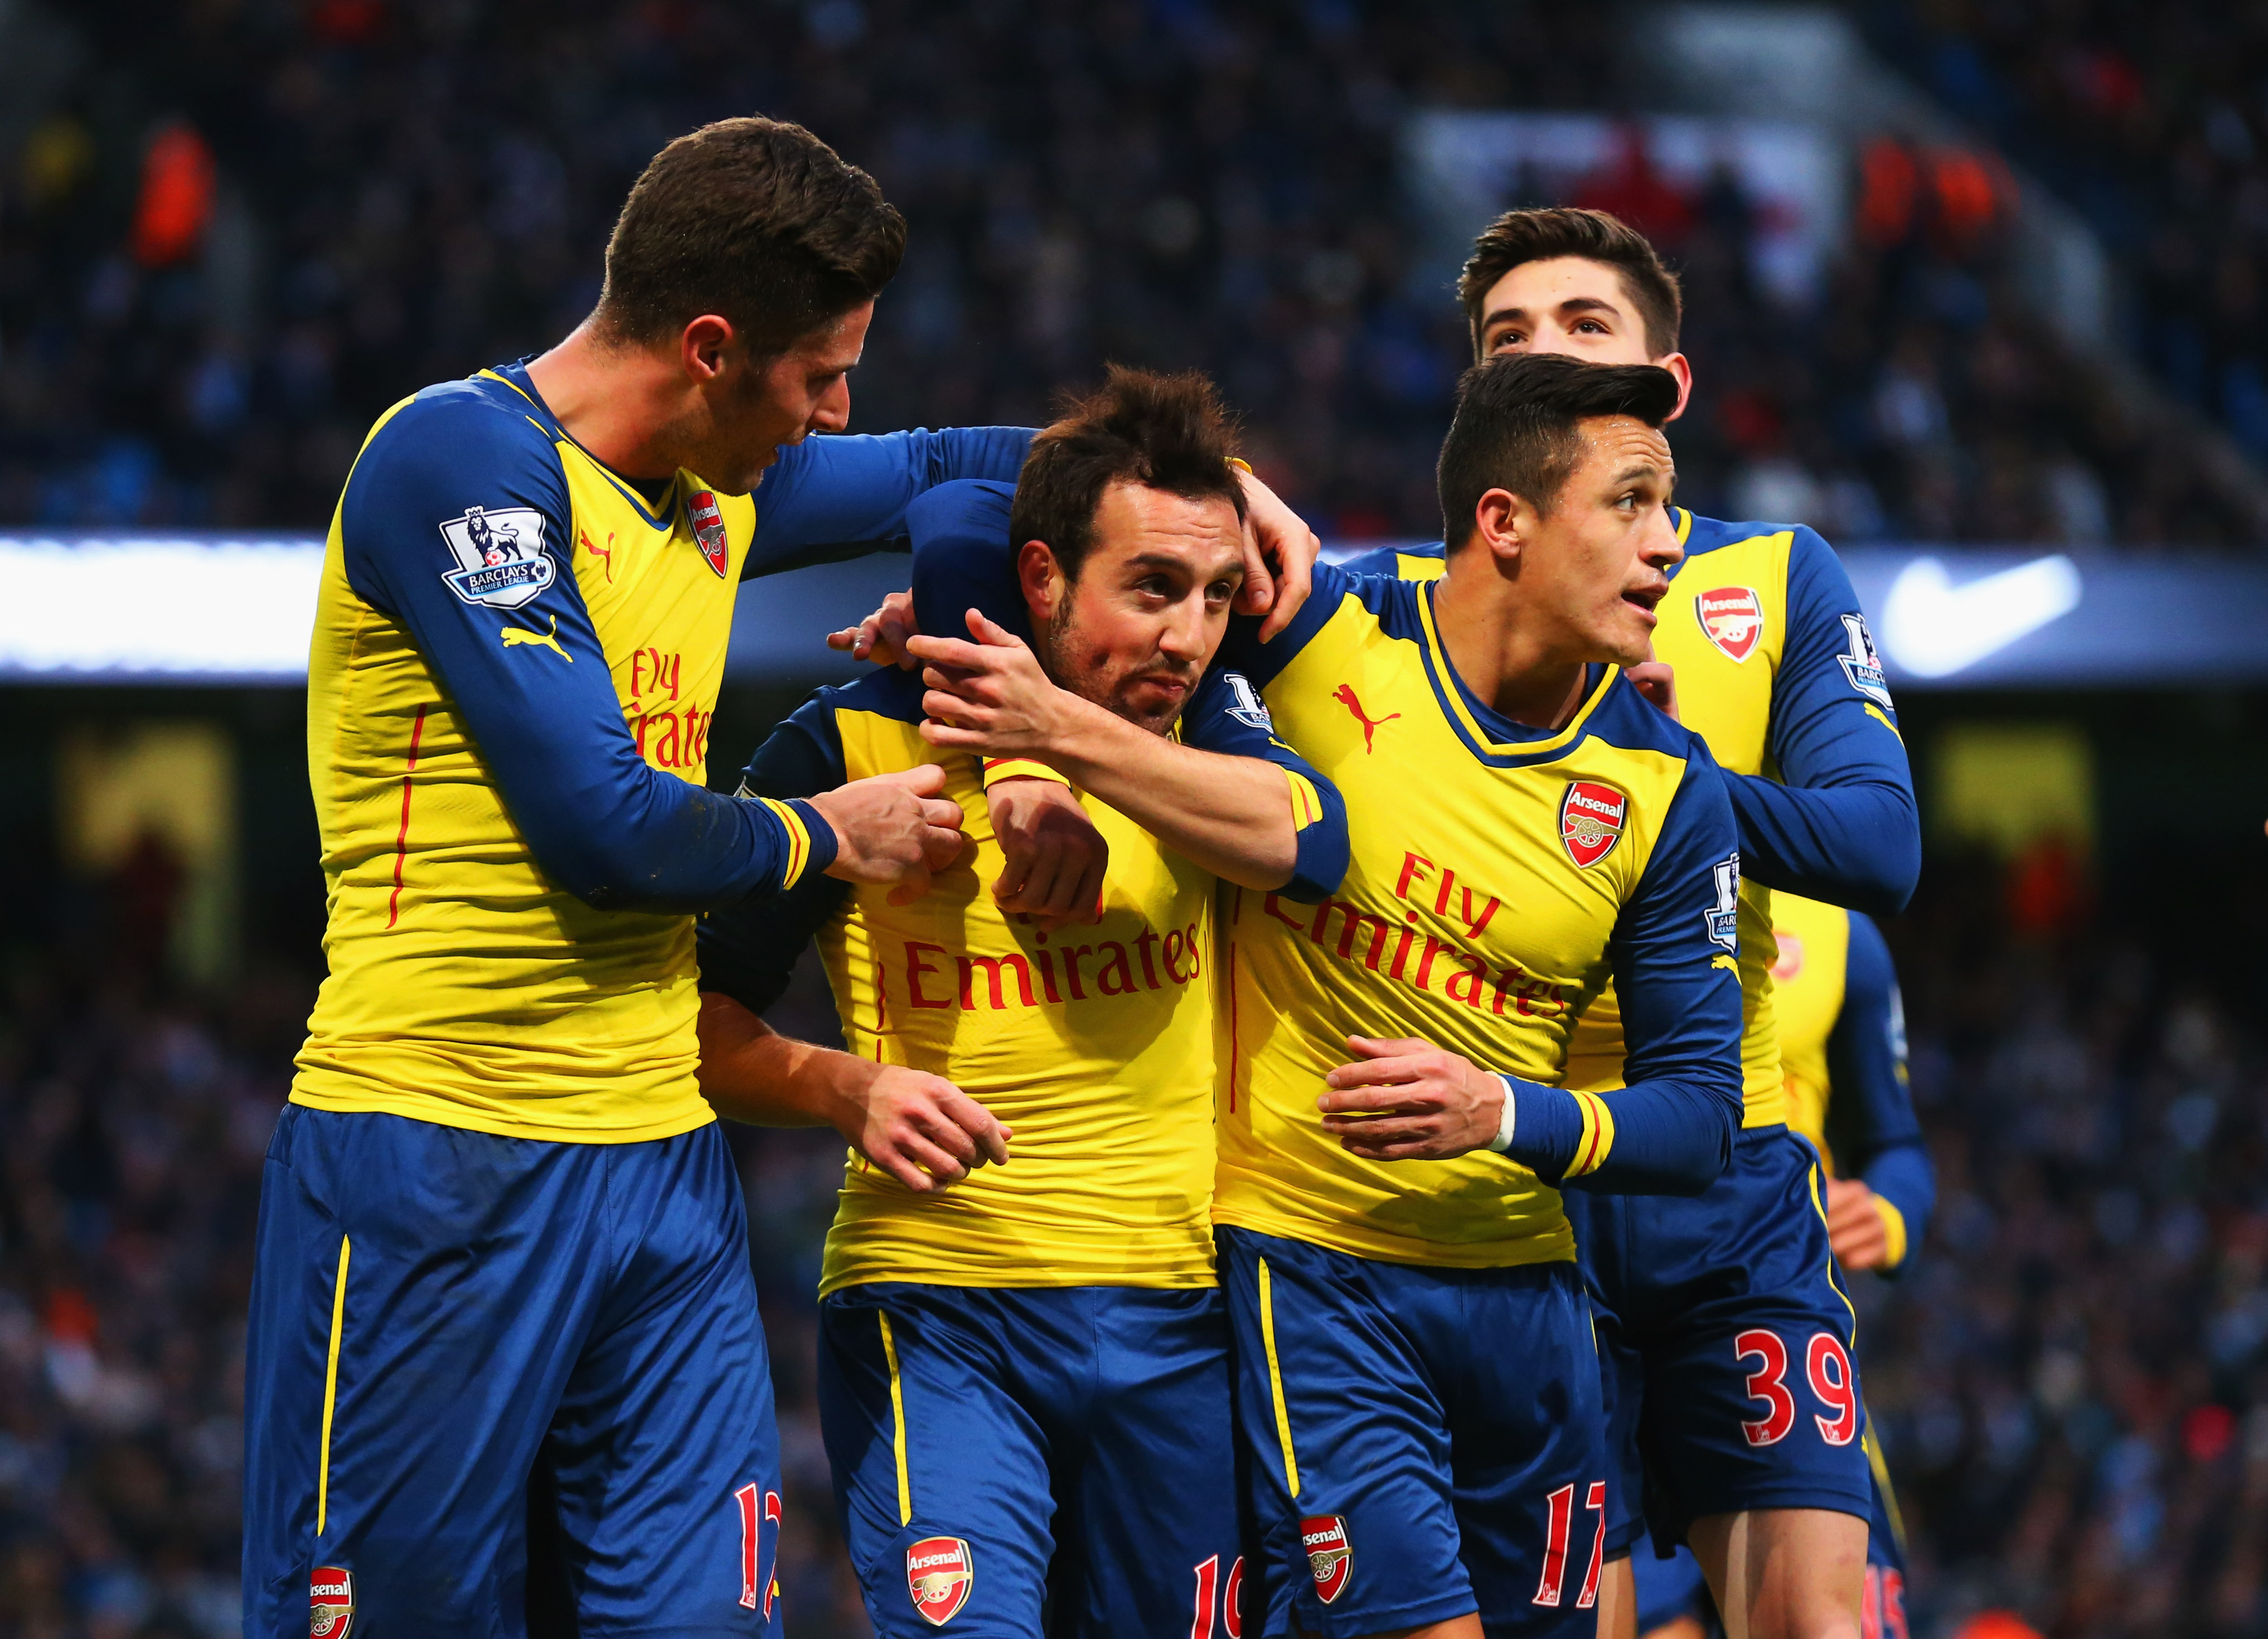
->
xmin=1611 ymin=462 xmax=1676 ymax=493
xmin=1482 ymin=295 xmax=1624 ymax=333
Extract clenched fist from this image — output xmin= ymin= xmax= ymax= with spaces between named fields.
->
xmin=810 ymin=764 xmax=967 ymax=903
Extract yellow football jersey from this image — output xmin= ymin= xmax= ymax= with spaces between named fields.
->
xmin=705 ymin=672 xmax=1217 ymax=1294
xmin=1771 ymin=889 xmax=1850 ymax=1155
xmin=1364 ymin=509 xmax=1911 ymax=1131
xmin=1207 ymin=561 xmax=1746 ymax=1270
xmin=292 ymin=369 xmax=1031 ymax=1143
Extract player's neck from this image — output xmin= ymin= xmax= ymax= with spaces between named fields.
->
xmin=1431 ymin=570 xmax=1590 ymax=733
xmin=524 ymin=324 xmax=698 ymax=482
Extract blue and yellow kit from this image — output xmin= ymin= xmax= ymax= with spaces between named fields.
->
xmin=245 ymin=366 xmax=1031 ymax=1639
xmin=1773 ymin=892 xmax=1933 ymax=1275
xmin=914 ymin=530 xmax=1748 ymax=1638
xmin=1348 ymin=514 xmax=1916 ymax=1127
xmin=699 ymin=479 xmax=1348 ymax=1638
xmin=293 ymin=362 xmax=1030 ymax=1142
xmin=1630 ymin=899 xmax=1931 ymax=1635
xmin=1349 ymin=515 xmax=1917 ymax=1558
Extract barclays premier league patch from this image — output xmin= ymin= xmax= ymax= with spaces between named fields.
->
xmin=1836 ymin=613 xmax=1893 ymax=708
xmin=309 ymin=1565 xmax=354 ymax=1638
xmin=438 ymin=505 xmax=556 ymax=609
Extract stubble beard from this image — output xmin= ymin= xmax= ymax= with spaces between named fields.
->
xmin=1041 ymin=601 xmax=1187 ymax=738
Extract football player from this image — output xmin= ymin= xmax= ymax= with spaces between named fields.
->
xmin=694 ymin=368 xmax=1349 ymax=1638
xmin=246 ymin=115 xmax=1321 ymax=1639
xmin=1631 ymin=892 xmax=1933 ymax=1639
xmin=911 ymin=352 xmax=1750 ymax=1639
xmin=1342 ymin=207 xmax=1921 ymax=1639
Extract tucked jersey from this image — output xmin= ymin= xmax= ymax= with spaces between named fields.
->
xmin=1771 ymin=893 xmax=1934 ymax=1272
xmin=294 ymin=363 xmax=1030 ymax=1142
xmin=700 ymin=483 xmax=1349 ymax=1296
xmin=1349 ymin=513 xmax=1915 ymax=1130
xmin=914 ymin=531 xmax=1748 ymax=1271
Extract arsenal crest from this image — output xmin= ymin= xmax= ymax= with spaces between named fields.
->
xmin=1300 ymin=1514 xmax=1353 ymax=1606
xmin=907 ymin=1535 xmax=974 ymax=1626
xmin=1695 ymin=586 xmax=1764 ymax=662
xmin=686 ymin=489 xmax=730 ymax=578
xmin=1771 ymin=931 xmax=1805 ymax=983
xmin=309 ymin=1565 xmax=355 ymax=1638
xmin=1559 ymin=782 xmax=1627 ymax=869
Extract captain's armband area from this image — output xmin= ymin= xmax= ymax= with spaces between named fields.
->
xmin=982 ymin=757 xmax=1072 ymax=789
xmin=1273 ymin=765 xmax=1349 ymax=904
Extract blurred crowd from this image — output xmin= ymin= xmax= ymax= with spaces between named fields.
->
xmin=0 ymin=0 xmax=2261 ymax=545
xmin=4 ymin=824 xmax=2267 ymax=1638
xmin=1868 ymin=0 xmax=2268 ymax=476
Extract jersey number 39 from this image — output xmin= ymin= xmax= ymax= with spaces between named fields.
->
xmin=1733 ymin=1329 xmax=1858 ymax=1447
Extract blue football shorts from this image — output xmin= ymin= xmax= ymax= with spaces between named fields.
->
xmin=1632 ymin=1439 xmax=1908 ymax=1639
xmin=1217 ymin=1228 xmax=1607 ymax=1639
xmin=817 ymin=1282 xmax=1244 ymax=1639
xmin=1568 ymin=1126 xmax=1874 ymax=1560
xmin=242 ymin=1106 xmax=782 ymax=1638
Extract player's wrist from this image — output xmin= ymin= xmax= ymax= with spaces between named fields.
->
xmin=1486 ymin=1073 xmax=1518 ymax=1153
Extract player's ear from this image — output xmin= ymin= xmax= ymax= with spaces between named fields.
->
xmin=1657 ymin=352 xmax=1694 ymax=423
xmin=1472 ymin=488 xmax=1526 ymax=570
xmin=679 ymin=314 xmax=734 ymax=383
xmin=1016 ymin=539 xmax=1065 ymax=622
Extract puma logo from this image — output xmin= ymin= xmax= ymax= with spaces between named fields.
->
xmin=580 ymin=527 xmax=617 ymax=583
xmin=501 ymin=615 xmax=571 ymax=662
xmin=1332 ymin=683 xmax=1399 ymax=752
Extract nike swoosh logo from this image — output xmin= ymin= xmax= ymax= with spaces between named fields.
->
xmin=1880 ymin=555 xmax=2082 ymax=678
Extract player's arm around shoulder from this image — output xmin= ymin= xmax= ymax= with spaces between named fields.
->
xmin=1728 ymin=524 xmax=1920 ymax=915
xmin=909 ymin=610 xmax=1350 ymax=899
xmin=695 ymin=691 xmax=1008 ymax=1194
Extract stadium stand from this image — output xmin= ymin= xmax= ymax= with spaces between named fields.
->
xmin=0 ymin=0 xmax=2261 ymax=544
xmin=6 ymin=4 xmax=2268 ymax=1637
xmin=1866 ymin=0 xmax=2268 ymax=476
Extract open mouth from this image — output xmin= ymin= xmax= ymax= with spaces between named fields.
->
xmin=1621 ymin=586 xmax=1665 ymax=618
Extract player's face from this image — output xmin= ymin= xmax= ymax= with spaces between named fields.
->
xmin=1524 ymin=416 xmax=1683 ymax=666
xmin=707 ymin=301 xmax=873 ymax=492
xmin=1029 ymin=482 xmax=1246 ymax=736
xmin=1476 ymin=258 xmax=1692 ymax=418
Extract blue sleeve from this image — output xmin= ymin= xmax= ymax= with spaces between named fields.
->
xmin=1502 ymin=743 xmax=1744 ymax=1194
xmin=907 ymin=480 xmax=1031 ymax=641
xmin=340 ymin=392 xmax=837 ymax=913
xmin=1824 ymin=911 xmax=1934 ymax=1272
xmin=1338 ymin=544 xmax=1410 ymax=576
xmin=1337 ymin=541 xmax=1447 ymax=577
xmin=1731 ymin=528 xmax=1919 ymax=917
xmin=748 ymin=427 xmax=1034 ymax=576
xmin=695 ymin=692 xmax=858 ymax=1015
xmin=1179 ymin=666 xmax=1350 ymax=903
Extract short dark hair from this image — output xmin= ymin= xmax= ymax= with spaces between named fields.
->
xmin=1010 ymin=365 xmax=1247 ymax=584
xmin=596 ymin=116 xmax=905 ymax=358
xmin=1457 ymin=207 xmax=1683 ymax=360
xmin=1437 ymin=353 xmax=1681 ymax=546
